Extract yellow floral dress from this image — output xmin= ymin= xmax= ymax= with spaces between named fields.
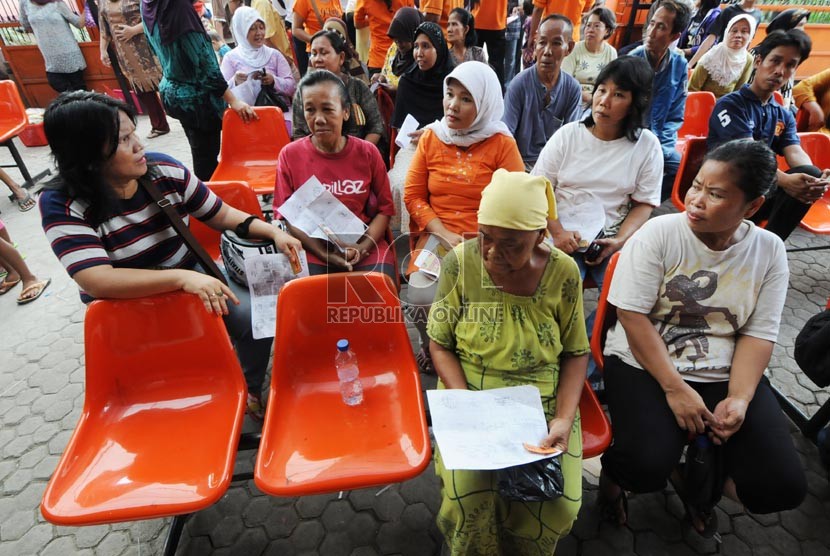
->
xmin=427 ymin=239 xmax=590 ymax=555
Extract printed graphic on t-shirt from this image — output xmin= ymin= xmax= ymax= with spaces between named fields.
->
xmin=325 ymin=179 xmax=367 ymax=196
xmin=658 ymin=270 xmax=739 ymax=366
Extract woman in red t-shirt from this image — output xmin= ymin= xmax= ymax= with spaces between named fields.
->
xmin=275 ymin=69 xmax=397 ymax=283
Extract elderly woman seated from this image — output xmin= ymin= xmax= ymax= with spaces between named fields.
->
xmin=598 ymin=139 xmax=807 ymax=535
xmin=275 ymin=70 xmax=396 ymax=284
xmin=429 ymin=170 xmax=589 ymax=554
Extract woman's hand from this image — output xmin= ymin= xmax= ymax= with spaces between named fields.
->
xmin=260 ymin=71 xmax=275 ymax=87
xmin=178 ymin=270 xmax=239 ymax=315
xmin=229 ymin=98 xmax=258 ymax=122
xmin=407 ymin=128 xmax=426 ymax=143
xmin=371 ymin=73 xmax=386 ymax=84
xmin=708 ymin=396 xmax=748 ymax=445
xmin=325 ymin=252 xmax=355 ymax=271
xmin=234 ymin=71 xmax=248 ymax=86
xmin=100 ymin=50 xmax=111 ymax=67
xmin=272 ymin=228 xmax=302 ymax=259
xmin=585 ymin=236 xmax=625 ymax=266
xmin=664 ymin=382 xmax=717 ymax=434
xmin=113 ymin=23 xmax=140 ymax=42
xmin=437 ymin=231 xmax=464 ymax=250
xmin=541 ymin=417 xmax=572 ymax=453
xmin=552 ymin=229 xmax=581 ymax=254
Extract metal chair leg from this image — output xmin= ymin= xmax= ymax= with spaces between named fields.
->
xmin=4 ymin=139 xmax=34 ymax=188
xmin=163 ymin=514 xmax=190 ymax=556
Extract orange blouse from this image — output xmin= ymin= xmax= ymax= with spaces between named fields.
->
xmin=404 ymin=129 xmax=525 ymax=237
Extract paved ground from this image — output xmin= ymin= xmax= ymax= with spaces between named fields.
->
xmin=0 ymin=115 xmax=829 ymax=555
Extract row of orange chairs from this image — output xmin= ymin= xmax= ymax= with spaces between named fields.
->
xmin=40 ymin=270 xmax=611 ymax=526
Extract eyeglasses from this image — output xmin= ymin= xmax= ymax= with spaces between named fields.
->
xmin=584 ymin=23 xmax=606 ymax=30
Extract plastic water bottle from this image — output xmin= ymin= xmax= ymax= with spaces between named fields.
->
xmin=335 ymin=339 xmax=363 ymax=406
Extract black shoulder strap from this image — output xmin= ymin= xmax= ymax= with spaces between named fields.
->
xmin=139 ymin=176 xmax=228 ymax=284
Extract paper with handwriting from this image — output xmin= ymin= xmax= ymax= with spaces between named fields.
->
xmin=426 ymin=385 xmax=560 ymax=470
xmin=245 ymin=250 xmax=309 ymax=339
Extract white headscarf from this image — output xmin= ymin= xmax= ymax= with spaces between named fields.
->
xmin=231 ymin=7 xmax=273 ymax=68
xmin=426 ymin=61 xmax=513 ymax=148
xmin=699 ymin=14 xmax=756 ymax=88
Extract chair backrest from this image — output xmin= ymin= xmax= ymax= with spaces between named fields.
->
xmin=0 ymin=80 xmax=28 ymax=138
xmin=218 ymin=106 xmax=290 ymax=165
xmin=776 ymin=132 xmax=830 ymax=172
xmin=41 ymin=292 xmax=246 ymax=525
xmin=190 ymin=181 xmax=264 ymax=261
xmin=795 ymin=107 xmax=810 ymax=133
xmin=590 ymin=252 xmax=621 ymax=374
xmin=670 ymin=136 xmax=708 ymax=211
xmin=677 ymin=91 xmax=716 ymax=140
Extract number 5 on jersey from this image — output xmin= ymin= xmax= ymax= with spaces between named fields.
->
xmin=717 ymin=109 xmax=731 ymax=128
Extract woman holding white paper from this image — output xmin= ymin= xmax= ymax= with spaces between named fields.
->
xmin=275 ymin=70 xmax=397 ymax=283
xmin=428 ymin=169 xmax=589 ymax=554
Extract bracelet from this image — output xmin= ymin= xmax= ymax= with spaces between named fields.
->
xmin=235 ymin=215 xmax=261 ymax=238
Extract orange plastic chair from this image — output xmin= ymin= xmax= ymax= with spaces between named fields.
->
xmin=670 ymin=136 xmax=708 ymax=211
xmin=676 ymin=91 xmax=716 ymax=148
xmin=776 ymin=132 xmax=830 ymax=234
xmin=589 ymin=252 xmax=621 ymax=375
xmin=255 ymin=272 xmax=430 ymax=496
xmin=211 ymin=106 xmax=290 ymax=196
xmin=190 ymin=181 xmax=265 ymax=262
xmin=580 ymin=382 xmax=612 ymax=459
xmin=41 ymin=293 xmax=247 ymax=525
xmin=0 ymin=80 xmax=36 ymax=187
xmin=773 ymin=91 xmax=785 ymax=106
xmin=795 ymin=107 xmax=810 ymax=133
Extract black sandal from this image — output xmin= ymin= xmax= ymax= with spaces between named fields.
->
xmin=669 ymin=465 xmax=719 ymax=539
xmin=598 ymin=470 xmax=628 ymax=526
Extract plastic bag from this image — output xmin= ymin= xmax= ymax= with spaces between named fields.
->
xmin=496 ymin=456 xmax=564 ymax=502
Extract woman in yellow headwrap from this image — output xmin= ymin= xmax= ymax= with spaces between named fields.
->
xmin=427 ymin=169 xmax=589 ymax=555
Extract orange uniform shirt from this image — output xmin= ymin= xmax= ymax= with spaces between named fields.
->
xmin=293 ymin=0 xmax=344 ymax=50
xmin=355 ymin=0 xmax=416 ymax=69
xmin=421 ymin=0 xmax=463 ymax=32
xmin=404 ymin=130 xmax=525 ymax=237
xmin=533 ymin=0 xmax=587 ymax=41
xmin=472 ymin=0 xmax=507 ymax=31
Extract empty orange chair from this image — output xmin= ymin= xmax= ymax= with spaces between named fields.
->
xmin=0 ymin=80 xmax=36 ymax=187
xmin=580 ymin=382 xmax=612 ymax=458
xmin=670 ymin=136 xmax=708 ymax=211
xmin=210 ymin=107 xmax=290 ymax=196
xmin=255 ymin=272 xmax=430 ymax=496
xmin=675 ymin=91 xmax=716 ymax=154
xmin=190 ymin=181 xmax=265 ymax=262
xmin=41 ymin=292 xmax=247 ymax=525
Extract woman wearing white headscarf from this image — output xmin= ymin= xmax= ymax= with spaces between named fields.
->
xmin=403 ymin=61 xmax=524 ymax=374
xmin=690 ymin=14 xmax=756 ymax=98
xmin=220 ymin=6 xmax=297 ymax=105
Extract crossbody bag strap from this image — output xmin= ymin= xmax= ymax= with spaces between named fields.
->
xmin=139 ymin=176 xmax=228 ymax=285
xmin=308 ymin=0 xmax=324 ymax=29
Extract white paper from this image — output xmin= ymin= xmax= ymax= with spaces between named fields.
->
xmin=231 ymin=75 xmax=262 ymax=106
xmin=555 ymin=191 xmax=606 ymax=251
xmin=277 ymin=176 xmax=368 ymax=246
xmin=427 ymin=385 xmax=561 ymax=470
xmin=395 ymin=114 xmax=420 ymax=149
xmin=245 ymin=251 xmax=309 ymax=340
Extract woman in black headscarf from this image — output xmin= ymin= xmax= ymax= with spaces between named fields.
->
xmin=142 ymin=0 xmax=256 ymax=180
xmin=390 ymin=21 xmax=455 ymax=131
xmin=371 ymin=6 xmax=423 ymax=93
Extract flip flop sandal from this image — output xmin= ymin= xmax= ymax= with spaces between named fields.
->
xmin=0 ymin=277 xmax=21 ymax=295
xmin=146 ymin=129 xmax=170 ymax=139
xmin=246 ymin=393 xmax=265 ymax=422
xmin=17 ymin=193 xmax=36 ymax=212
xmin=16 ymin=278 xmax=51 ymax=304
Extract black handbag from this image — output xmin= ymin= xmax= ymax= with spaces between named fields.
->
xmin=795 ymin=308 xmax=830 ymax=387
xmin=255 ymin=84 xmax=290 ymax=113
xmin=496 ymin=456 xmax=565 ymax=502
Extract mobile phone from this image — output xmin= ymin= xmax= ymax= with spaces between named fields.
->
xmin=583 ymin=230 xmax=606 ymax=263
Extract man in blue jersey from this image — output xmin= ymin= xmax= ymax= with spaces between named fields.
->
xmin=708 ymin=29 xmax=829 ymax=240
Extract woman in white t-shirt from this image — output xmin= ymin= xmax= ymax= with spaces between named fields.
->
xmin=561 ymin=7 xmax=618 ymax=110
xmin=532 ymin=55 xmax=662 ymax=293
xmin=598 ymin=139 xmax=806 ymax=536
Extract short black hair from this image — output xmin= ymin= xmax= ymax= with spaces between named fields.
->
xmin=588 ymin=7 xmax=617 ymax=39
xmin=539 ymin=14 xmax=574 ymax=41
xmin=754 ymin=29 xmax=812 ymax=66
xmin=583 ymin=56 xmax=654 ymax=143
xmin=704 ymin=139 xmax=778 ymax=200
xmin=44 ymin=91 xmax=136 ymax=225
xmin=647 ymin=0 xmax=691 ymax=35
xmin=298 ymin=69 xmax=351 ymax=110
xmin=449 ymin=7 xmax=477 ymax=47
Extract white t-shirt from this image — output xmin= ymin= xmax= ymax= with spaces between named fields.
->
xmin=530 ymin=121 xmax=663 ymax=236
xmin=604 ymin=213 xmax=789 ymax=382
xmin=561 ymin=41 xmax=618 ymax=94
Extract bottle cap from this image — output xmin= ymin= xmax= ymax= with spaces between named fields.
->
xmin=337 ymin=339 xmax=349 ymax=352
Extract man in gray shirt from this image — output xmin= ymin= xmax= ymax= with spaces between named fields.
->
xmin=503 ymin=14 xmax=582 ymax=170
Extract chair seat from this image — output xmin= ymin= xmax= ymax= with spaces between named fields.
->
xmin=41 ymin=293 xmax=247 ymax=525
xmin=211 ymin=165 xmax=278 ymax=196
xmin=0 ymin=121 xmax=25 ymax=143
xmin=801 ymin=194 xmax=830 ymax=234
xmin=580 ymin=381 xmax=612 ymax=459
xmin=255 ymin=273 xmax=431 ymax=496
